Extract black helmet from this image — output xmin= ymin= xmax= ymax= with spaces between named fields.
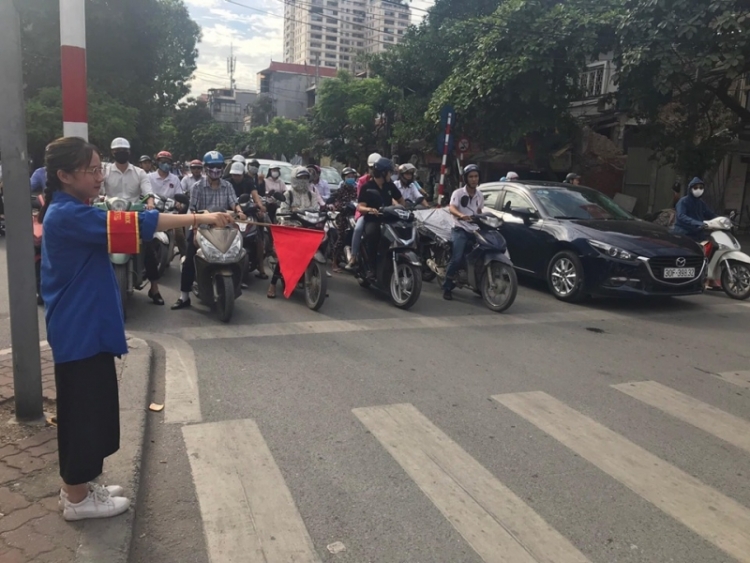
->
xmin=565 ymin=172 xmax=580 ymax=183
xmin=372 ymin=157 xmax=393 ymax=179
xmin=139 ymin=155 xmax=152 ymax=163
xmin=462 ymin=164 xmax=480 ymax=183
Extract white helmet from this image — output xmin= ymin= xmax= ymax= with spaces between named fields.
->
xmin=111 ymin=137 xmax=130 ymax=150
xmin=506 ymin=171 xmax=519 ymax=180
xmin=231 ymin=154 xmax=246 ymax=164
xmin=367 ymin=152 xmax=382 ymax=167
xmin=229 ymin=162 xmax=245 ymax=175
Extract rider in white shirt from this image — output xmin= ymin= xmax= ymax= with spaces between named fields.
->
xmin=148 ymin=150 xmax=184 ymax=200
xmin=393 ymin=163 xmax=427 ymax=203
xmin=307 ymin=165 xmax=330 ymax=203
xmin=181 ymin=160 xmax=204 ymax=195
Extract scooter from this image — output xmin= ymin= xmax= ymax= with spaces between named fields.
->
xmin=703 ymin=213 xmax=750 ymax=299
xmin=237 ymin=194 xmax=270 ymax=281
xmin=153 ymin=195 xmax=177 ymax=277
xmin=191 ymin=213 xmax=248 ymax=322
xmin=350 ymin=205 xmax=423 ymax=309
xmin=415 ymin=209 xmax=518 ymax=312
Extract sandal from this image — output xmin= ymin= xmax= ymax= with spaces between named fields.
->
xmin=267 ymin=286 xmax=276 ymax=299
xmin=255 ymin=272 xmax=269 ymax=280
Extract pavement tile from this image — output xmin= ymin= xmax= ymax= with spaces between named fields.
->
xmin=0 ymin=504 xmax=47 ymax=533
xmin=38 ymin=495 xmax=61 ymax=513
xmin=34 ymin=546 xmax=74 ymax=563
xmin=2 ymin=526 xmax=56 ymax=558
xmin=16 ymin=429 xmax=56 ymax=451
xmin=0 ymin=444 xmax=20 ymax=458
xmin=25 ymin=439 xmax=58 ymax=458
xmin=0 ymin=487 xmax=31 ymax=513
xmin=31 ymin=514 xmax=78 ymax=550
xmin=0 ymin=546 xmax=26 ymax=563
xmin=0 ymin=462 xmax=23 ymax=485
xmin=2 ymin=453 xmax=46 ymax=474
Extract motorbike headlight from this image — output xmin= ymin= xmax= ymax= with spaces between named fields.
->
xmin=589 ymin=240 xmax=637 ymax=261
xmin=108 ymin=197 xmax=130 ymax=211
xmin=198 ymin=232 xmax=243 ymax=264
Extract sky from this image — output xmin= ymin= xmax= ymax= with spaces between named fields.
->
xmin=184 ymin=0 xmax=435 ymax=97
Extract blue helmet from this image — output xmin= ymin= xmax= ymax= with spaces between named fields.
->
xmin=203 ymin=151 xmax=224 ymax=166
xmin=372 ymin=157 xmax=393 ymax=178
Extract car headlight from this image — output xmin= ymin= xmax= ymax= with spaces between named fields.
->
xmin=198 ymin=232 xmax=243 ymax=264
xmin=589 ymin=240 xmax=637 ymax=261
xmin=108 ymin=197 xmax=130 ymax=211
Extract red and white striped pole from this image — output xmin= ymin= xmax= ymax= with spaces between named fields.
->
xmin=60 ymin=0 xmax=88 ymax=140
xmin=436 ymin=112 xmax=452 ymax=206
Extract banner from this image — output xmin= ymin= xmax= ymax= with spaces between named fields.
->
xmin=269 ymin=225 xmax=324 ymax=298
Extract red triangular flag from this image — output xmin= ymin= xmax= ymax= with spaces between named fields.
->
xmin=269 ymin=225 xmax=325 ymax=298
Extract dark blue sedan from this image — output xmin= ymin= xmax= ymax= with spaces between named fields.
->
xmin=480 ymin=181 xmax=707 ymax=301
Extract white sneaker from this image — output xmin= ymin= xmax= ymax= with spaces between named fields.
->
xmin=59 ymin=483 xmax=124 ymax=509
xmin=62 ymin=485 xmax=130 ymax=521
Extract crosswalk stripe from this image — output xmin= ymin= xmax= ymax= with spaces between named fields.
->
xmin=494 ymin=392 xmax=750 ymax=563
xmin=353 ymin=403 xmax=591 ymax=563
xmin=182 ymin=419 xmax=320 ymax=563
xmin=714 ymin=370 xmax=750 ymax=389
xmin=613 ymin=381 xmax=750 ymax=454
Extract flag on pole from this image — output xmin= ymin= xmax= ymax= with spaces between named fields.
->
xmin=269 ymin=225 xmax=324 ymax=298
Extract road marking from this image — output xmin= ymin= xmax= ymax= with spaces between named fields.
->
xmin=182 ymin=419 xmax=320 ymax=563
xmin=493 ymin=391 xmax=750 ymax=563
xmin=140 ymin=333 xmax=201 ymax=424
xmin=714 ymin=370 xmax=750 ymax=389
xmin=353 ymin=403 xmax=591 ymax=563
xmin=613 ymin=381 xmax=750 ymax=454
xmin=0 ymin=340 xmax=49 ymax=356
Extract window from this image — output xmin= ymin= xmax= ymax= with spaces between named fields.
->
xmin=326 ymin=35 xmax=337 ymax=41
xmin=356 ymin=41 xmax=364 ymax=46
xmin=341 ymin=55 xmax=349 ymax=61
xmin=580 ymin=65 xmax=605 ymax=98
xmin=325 ymin=62 xmax=336 ymax=67
xmin=385 ymin=19 xmax=394 ymax=26
xmin=384 ymin=35 xmax=394 ymax=42
xmin=311 ymin=33 xmax=322 ymax=39
xmin=326 ymin=17 xmax=336 ymax=24
xmin=311 ymin=14 xmax=323 ymax=21
xmin=326 ymin=43 xmax=337 ymax=50
xmin=311 ymin=25 xmax=322 ymax=31
xmin=311 ymin=42 xmax=321 ymax=48
xmin=501 ymin=190 xmax=534 ymax=213
xmin=483 ymin=190 xmax=502 ymax=210
xmin=325 ymin=52 xmax=336 ymax=58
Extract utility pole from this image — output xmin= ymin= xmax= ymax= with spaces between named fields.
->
xmin=0 ymin=1 xmax=44 ymax=422
xmin=60 ymin=0 xmax=88 ymax=139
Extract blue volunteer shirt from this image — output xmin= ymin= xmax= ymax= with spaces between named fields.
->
xmin=41 ymin=192 xmax=159 ymax=363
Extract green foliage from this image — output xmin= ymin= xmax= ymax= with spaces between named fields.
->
xmin=191 ymin=123 xmax=239 ymax=157
xmin=250 ymin=96 xmax=277 ymax=127
xmin=311 ymin=72 xmax=394 ymax=165
xmin=247 ymin=117 xmax=312 ymax=160
xmin=615 ymin=0 xmax=750 ymax=176
xmin=165 ymin=98 xmax=214 ymax=159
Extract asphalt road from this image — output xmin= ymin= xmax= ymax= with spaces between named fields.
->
xmin=2 ymin=240 xmax=750 ymax=562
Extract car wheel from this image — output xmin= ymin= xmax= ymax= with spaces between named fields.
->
xmin=547 ymin=250 xmax=587 ymax=302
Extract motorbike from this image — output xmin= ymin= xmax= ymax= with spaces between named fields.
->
xmin=237 ymin=194 xmax=271 ymax=281
xmin=191 ymin=211 xmax=248 ymax=322
xmin=702 ymin=213 xmax=750 ymax=299
xmin=94 ymin=196 xmax=149 ymax=320
xmin=415 ymin=208 xmax=518 ymax=313
xmin=153 ymin=194 xmax=178 ymax=277
xmin=272 ymin=205 xmax=328 ymax=311
xmin=350 ymin=205 xmax=423 ymax=309
xmin=404 ymin=198 xmax=437 ymax=282
xmin=32 ymin=194 xmax=44 ymax=305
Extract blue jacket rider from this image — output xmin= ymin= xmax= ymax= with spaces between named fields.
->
xmin=672 ymin=177 xmax=716 ymax=241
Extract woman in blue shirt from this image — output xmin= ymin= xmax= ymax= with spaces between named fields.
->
xmin=40 ymin=137 xmax=233 ymax=521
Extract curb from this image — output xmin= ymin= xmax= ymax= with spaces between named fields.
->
xmin=74 ymin=336 xmax=153 ymax=563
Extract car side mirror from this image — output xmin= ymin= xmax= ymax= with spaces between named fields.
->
xmin=509 ymin=207 xmax=539 ymax=222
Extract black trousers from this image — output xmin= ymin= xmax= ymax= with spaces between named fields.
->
xmin=362 ymin=221 xmax=380 ymax=270
xmin=55 ymin=353 xmax=120 ymax=485
xmin=144 ymin=239 xmax=160 ymax=282
xmin=180 ymin=230 xmax=198 ymax=292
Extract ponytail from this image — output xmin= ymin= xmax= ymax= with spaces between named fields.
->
xmin=38 ymin=137 xmax=99 ymax=223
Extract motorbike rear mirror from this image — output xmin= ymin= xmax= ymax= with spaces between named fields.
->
xmin=272 ymin=192 xmax=286 ymax=202
xmin=729 ymin=210 xmax=737 ymax=220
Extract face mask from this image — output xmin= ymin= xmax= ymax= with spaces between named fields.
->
xmin=270 ymin=171 xmax=280 ymax=179
xmin=345 ymin=177 xmax=356 ymax=186
xmin=158 ymin=162 xmax=171 ymax=173
xmin=691 ymin=188 xmax=704 ymax=198
xmin=113 ymin=152 xmax=130 ymax=164
xmin=207 ymin=167 xmax=223 ymax=180
xmin=391 ymin=173 xmax=399 ymax=182
xmin=292 ymin=178 xmax=309 ymax=192
xmin=248 ymin=166 xmax=259 ymax=175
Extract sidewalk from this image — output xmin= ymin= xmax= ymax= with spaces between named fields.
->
xmin=0 ymin=338 xmax=153 ymax=563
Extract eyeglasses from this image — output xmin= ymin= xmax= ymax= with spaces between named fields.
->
xmin=78 ymin=166 xmax=106 ymax=177
xmin=190 ymin=166 xmax=203 ymax=170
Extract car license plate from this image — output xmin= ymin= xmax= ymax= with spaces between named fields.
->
xmin=663 ymin=267 xmax=695 ymax=279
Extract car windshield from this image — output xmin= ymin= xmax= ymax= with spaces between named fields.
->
xmin=321 ymin=167 xmax=342 ymax=186
xmin=534 ymin=187 xmax=633 ymax=221
xmin=259 ymin=164 xmax=293 ymax=184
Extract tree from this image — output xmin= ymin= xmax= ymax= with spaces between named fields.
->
xmin=191 ymin=123 xmax=239 ymax=157
xmin=250 ymin=96 xmax=277 ymax=128
xmin=26 ymin=88 xmax=139 ymax=164
xmin=614 ymin=0 xmax=750 ymax=176
xmin=311 ymin=72 xmax=394 ymax=165
xmin=428 ymin=0 xmax=620 ymax=150
xmin=247 ymin=118 xmax=312 ymax=160
xmin=166 ymin=98 xmax=214 ymax=159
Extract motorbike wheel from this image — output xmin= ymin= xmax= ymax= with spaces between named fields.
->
xmin=390 ymin=263 xmax=422 ymax=309
xmin=156 ymin=243 xmax=169 ymax=277
xmin=215 ymin=276 xmax=235 ymax=323
xmin=114 ymin=263 xmax=129 ymax=321
xmin=481 ymin=261 xmax=518 ymax=313
xmin=304 ymin=261 xmax=327 ymax=311
xmin=721 ymin=260 xmax=750 ymax=300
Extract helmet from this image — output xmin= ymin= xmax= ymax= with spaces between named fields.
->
xmin=367 ymin=152 xmax=382 ymax=167
xmin=231 ymin=154 xmax=245 ymax=164
xmin=248 ymin=159 xmax=260 ymax=168
xmin=156 ymin=151 xmax=173 ymax=161
xmin=372 ymin=157 xmax=393 ymax=178
xmin=293 ymin=166 xmax=311 ymax=179
xmin=506 ymin=171 xmax=519 ymax=180
xmin=462 ymin=164 xmax=480 ymax=182
xmin=268 ymin=164 xmax=281 ymax=171
xmin=565 ymin=172 xmax=580 ymax=183
xmin=230 ymin=162 xmax=245 ymax=175
xmin=139 ymin=155 xmax=152 ymax=163
xmin=203 ymin=151 xmax=224 ymax=166
xmin=307 ymin=164 xmax=321 ymax=174
xmin=189 ymin=159 xmax=203 ymax=167
xmin=398 ymin=163 xmax=417 ymax=175
xmin=111 ymin=138 xmax=130 ymax=150
xmin=342 ymin=167 xmax=358 ymax=177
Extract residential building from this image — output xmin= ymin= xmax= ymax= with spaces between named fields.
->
xmin=283 ymin=0 xmax=410 ymax=73
xmin=253 ymin=61 xmax=338 ymax=124
xmin=206 ymin=88 xmax=258 ymax=132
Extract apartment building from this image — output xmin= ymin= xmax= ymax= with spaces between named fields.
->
xmin=283 ymin=0 xmax=410 ymax=72
xmin=206 ymin=88 xmax=258 ymax=132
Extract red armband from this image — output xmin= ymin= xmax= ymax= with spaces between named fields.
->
xmin=107 ymin=211 xmax=141 ymax=254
